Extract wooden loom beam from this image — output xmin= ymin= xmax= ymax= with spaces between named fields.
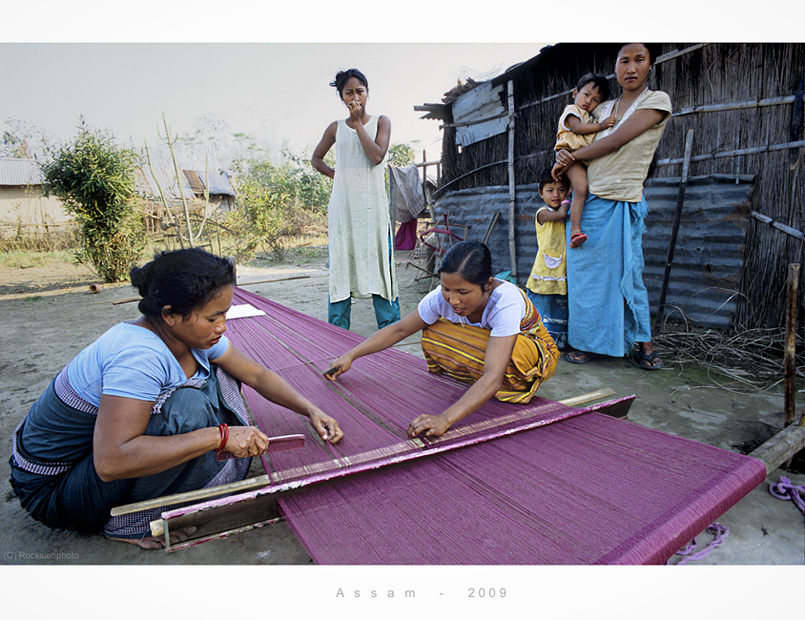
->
xmin=111 ymin=388 xmax=618 ymax=518
xmin=749 ymin=422 xmax=805 ymax=475
xmin=111 ymin=389 xmax=624 ymax=550
xmin=151 ymin=391 xmax=635 ymax=551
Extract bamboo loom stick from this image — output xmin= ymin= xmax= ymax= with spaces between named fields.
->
xmin=88 ymin=296 xmax=141 ymax=306
xmin=750 ymin=210 xmax=805 ymax=241
xmin=110 ymin=388 xmax=617 ymax=517
xmin=784 ymin=264 xmax=799 ymax=426
xmin=111 ymin=474 xmax=274 ymax=516
xmin=557 ymin=388 xmax=616 ymax=407
xmin=151 ymin=495 xmax=282 ymax=540
xmin=236 ymin=274 xmax=324 ymax=287
xmin=655 ymin=129 xmax=694 ymax=333
xmin=656 ymin=140 xmax=805 ymax=167
xmin=506 ymin=80 xmax=518 ymax=279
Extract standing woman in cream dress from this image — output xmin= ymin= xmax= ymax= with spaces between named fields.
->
xmin=312 ymin=68 xmax=401 ymax=330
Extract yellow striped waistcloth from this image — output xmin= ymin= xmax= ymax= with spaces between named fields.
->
xmin=421 ymin=290 xmax=559 ymax=403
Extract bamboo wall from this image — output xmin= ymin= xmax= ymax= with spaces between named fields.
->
xmin=438 ymin=43 xmax=805 ymax=331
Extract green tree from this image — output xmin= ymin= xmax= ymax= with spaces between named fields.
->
xmin=41 ymin=122 xmax=145 ymax=282
xmin=224 ymin=147 xmax=333 ymax=262
xmin=387 ymin=142 xmax=416 ymax=168
xmin=226 ymin=156 xmax=294 ymax=262
xmin=281 ymin=147 xmax=333 ymax=214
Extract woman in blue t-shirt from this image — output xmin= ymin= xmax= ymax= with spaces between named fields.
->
xmin=10 ymin=248 xmax=342 ymax=549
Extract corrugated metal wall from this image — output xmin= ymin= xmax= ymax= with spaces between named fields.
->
xmin=432 ymin=173 xmax=753 ymax=330
xmin=643 ymin=175 xmax=753 ymax=329
xmin=433 ymin=185 xmax=542 ymax=279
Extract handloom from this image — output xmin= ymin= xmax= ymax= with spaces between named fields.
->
xmin=155 ymin=287 xmax=765 ymax=563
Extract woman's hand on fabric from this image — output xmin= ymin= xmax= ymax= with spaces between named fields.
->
xmin=308 ymin=409 xmax=344 ymax=443
xmin=323 ymin=355 xmax=352 ymax=381
xmin=222 ymin=425 xmax=270 ymax=458
xmin=406 ymin=413 xmax=453 ymax=438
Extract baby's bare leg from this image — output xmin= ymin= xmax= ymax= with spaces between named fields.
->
xmin=566 ymin=162 xmax=588 ymax=238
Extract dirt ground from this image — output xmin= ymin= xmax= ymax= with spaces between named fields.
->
xmin=1 ymin=247 xmax=803 ymax=571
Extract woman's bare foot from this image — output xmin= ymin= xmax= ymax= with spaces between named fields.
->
xmin=106 ymin=526 xmax=197 ymax=550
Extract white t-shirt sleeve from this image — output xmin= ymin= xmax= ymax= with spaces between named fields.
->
xmin=417 ymin=281 xmax=524 ymax=337
xmin=485 ymin=284 xmax=525 ymax=337
xmin=417 ymin=287 xmax=449 ymax=325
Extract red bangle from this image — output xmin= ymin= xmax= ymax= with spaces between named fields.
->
xmin=215 ymin=423 xmax=229 ymax=453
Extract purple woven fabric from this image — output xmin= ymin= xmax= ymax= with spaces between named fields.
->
xmin=278 ymin=413 xmax=765 ymax=564
xmin=227 ymin=287 xmax=584 ymax=486
xmin=224 ymin=288 xmax=766 ymax=565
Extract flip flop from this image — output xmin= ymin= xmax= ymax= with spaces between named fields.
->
xmin=570 ymin=232 xmax=588 ymax=248
xmin=565 ymin=350 xmax=596 ymax=364
xmin=634 ymin=350 xmax=665 ymax=370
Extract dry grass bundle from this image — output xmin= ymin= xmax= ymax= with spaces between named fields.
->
xmin=653 ymin=318 xmax=804 ymax=394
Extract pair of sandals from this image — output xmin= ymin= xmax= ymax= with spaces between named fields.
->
xmin=565 ymin=348 xmax=664 ymax=370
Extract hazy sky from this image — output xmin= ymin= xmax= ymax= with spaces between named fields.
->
xmin=1 ymin=42 xmax=549 ymax=161
xmin=3 ymin=0 xmax=787 ymax=166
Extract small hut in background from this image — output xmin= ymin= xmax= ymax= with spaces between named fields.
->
xmin=417 ymin=43 xmax=805 ymax=332
xmin=136 ymin=167 xmax=236 ymax=237
xmin=0 ymin=157 xmax=73 ymax=239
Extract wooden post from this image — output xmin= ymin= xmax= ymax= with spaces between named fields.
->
xmin=790 ymin=77 xmax=803 ymax=168
xmin=749 ymin=423 xmax=805 ymax=475
xmin=785 ymin=263 xmax=800 ymax=426
xmin=655 ymin=129 xmax=694 ymax=333
xmin=506 ymin=80 xmax=517 ymax=279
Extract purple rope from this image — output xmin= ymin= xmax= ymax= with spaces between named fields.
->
xmin=667 ymin=522 xmax=730 ymax=565
xmin=769 ymin=476 xmax=805 ymax=516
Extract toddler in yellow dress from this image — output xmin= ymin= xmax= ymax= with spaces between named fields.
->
xmin=554 ymin=74 xmax=616 ymax=248
xmin=526 ymin=169 xmax=570 ymax=349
